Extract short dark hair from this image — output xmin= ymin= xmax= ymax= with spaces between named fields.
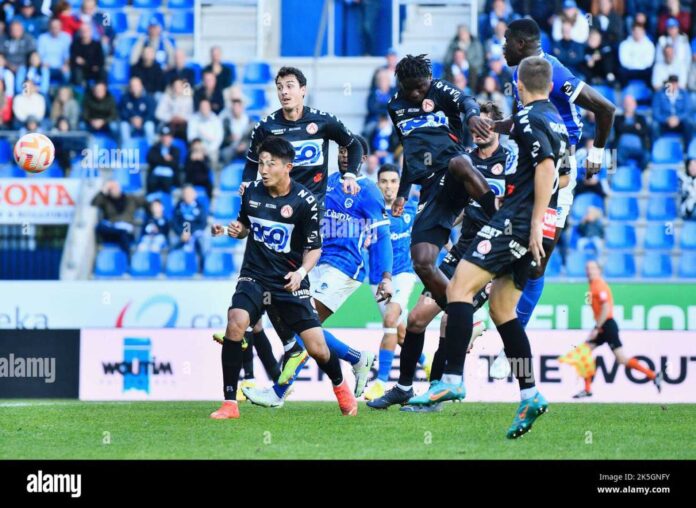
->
xmin=354 ymin=134 xmax=369 ymax=156
xmin=276 ymin=66 xmax=307 ymax=88
xmin=507 ymin=18 xmax=541 ymax=42
xmin=378 ymin=163 xmax=400 ymax=178
xmin=258 ymin=135 xmax=296 ymax=164
xmin=518 ymin=56 xmax=552 ymax=94
xmin=479 ymin=101 xmax=503 ymax=121
xmin=395 ymin=54 xmax=431 ymax=82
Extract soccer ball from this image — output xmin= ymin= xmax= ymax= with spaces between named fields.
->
xmin=13 ymin=133 xmax=55 ymax=174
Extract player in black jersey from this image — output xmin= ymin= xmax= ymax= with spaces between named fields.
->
xmin=367 ymin=101 xmax=512 ymax=410
xmin=412 ymin=57 xmax=569 ymax=438
xmin=209 ymin=137 xmax=358 ymax=419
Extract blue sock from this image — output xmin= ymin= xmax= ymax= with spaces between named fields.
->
xmin=323 ymin=329 xmax=361 ymax=365
xmin=272 ymin=382 xmax=291 ymax=398
xmin=378 ymin=349 xmax=395 ymax=382
xmin=517 ymin=275 xmax=545 ymax=328
xmin=418 ymin=353 xmax=426 ymax=366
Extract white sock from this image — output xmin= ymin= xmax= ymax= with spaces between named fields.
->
xmin=396 ymin=383 xmax=412 ymax=392
xmin=520 ymin=387 xmax=539 ymax=401
xmin=442 ymin=374 xmax=462 ymax=385
xmin=283 ymin=340 xmax=296 ymax=353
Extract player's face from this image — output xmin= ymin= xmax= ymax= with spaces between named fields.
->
xmin=378 ymin=171 xmax=400 ymax=203
xmin=276 ymin=76 xmax=305 ymax=111
xmin=502 ymin=31 xmax=523 ymax=66
xmin=258 ymin=152 xmax=291 ymax=188
xmin=337 ymin=146 xmax=367 ymax=172
xmin=399 ymin=77 xmax=431 ymax=104
xmin=472 ymin=112 xmax=498 ymax=147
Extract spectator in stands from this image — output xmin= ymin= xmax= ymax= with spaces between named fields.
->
xmin=0 ymin=20 xmax=36 ymax=72
xmin=203 ymin=45 xmax=233 ymax=93
xmin=183 ymin=138 xmax=213 ymax=198
xmin=165 ymin=48 xmax=196 ymax=87
xmin=146 ymin=125 xmax=181 ymax=194
xmin=445 ymin=25 xmax=483 ymax=92
xmin=625 ymin=0 xmax=659 ymax=39
xmin=363 ymin=154 xmax=379 ymax=183
xmin=137 ymin=199 xmax=170 ymax=253
xmin=484 ymin=20 xmax=507 ymax=60
xmin=365 ymin=68 xmax=395 ymax=128
xmin=12 ymin=79 xmax=45 ymax=128
xmin=652 ymin=45 xmax=688 ymax=90
xmin=119 ymin=76 xmax=156 ymax=144
xmin=552 ymin=20 xmax=585 ymax=77
xmin=0 ymin=53 xmax=15 ymax=98
xmin=652 ymin=75 xmax=693 ymax=144
xmin=480 ymin=0 xmax=516 ymax=41
xmin=130 ymin=16 xmax=175 ymax=71
xmin=576 ymin=206 xmax=604 ymax=253
xmin=171 ymin=185 xmax=208 ymax=260
xmin=15 ymin=50 xmax=49 ymax=96
xmin=131 ymin=46 xmax=166 ymax=97
xmin=447 ymin=48 xmax=469 ymax=82
xmin=618 ymin=23 xmax=655 ymax=86
xmin=657 ymin=17 xmax=691 ymax=66
xmin=70 ymin=22 xmax=104 ymax=85
xmin=657 ymin=0 xmax=690 ymax=36
xmin=91 ymin=180 xmax=146 ymax=256
xmin=552 ymin=0 xmax=590 ymax=44
xmin=581 ymin=29 xmax=616 ymax=86
xmin=594 ymin=0 xmax=624 ymax=48
xmin=487 ymin=53 xmax=512 ymax=93
xmin=358 ymin=0 xmax=382 ymax=56
xmin=364 ymin=113 xmax=398 ymax=164
xmin=37 ymin=18 xmax=71 ymax=84
xmin=0 ymin=79 xmax=12 ymax=128
xmin=54 ymin=0 xmax=81 ymax=37
xmin=370 ymin=47 xmax=398 ymax=89
xmin=19 ymin=115 xmax=42 ymax=136
xmin=476 ymin=75 xmax=511 ymax=117
xmin=451 ymin=71 xmax=472 ymax=96
xmin=187 ymin=98 xmax=223 ymax=163
xmin=680 ymin=158 xmax=696 ymax=219
xmin=155 ymin=77 xmax=193 ymax=140
xmin=50 ymin=85 xmax=80 ymax=129
xmin=79 ymin=0 xmax=114 ymax=55
xmin=614 ymin=94 xmax=650 ymax=164
xmin=193 ymin=70 xmax=224 ymax=114
xmin=51 ymin=115 xmax=74 ymax=172
xmin=14 ymin=0 xmax=48 ymax=38
xmin=83 ymin=81 xmax=117 ymax=137
xmin=510 ymin=0 xmax=556 ymax=32
xmin=220 ymin=91 xmax=252 ymax=164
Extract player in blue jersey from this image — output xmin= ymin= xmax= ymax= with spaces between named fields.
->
xmin=241 ymin=136 xmax=396 ymax=408
xmin=487 ymin=18 xmax=616 ymax=376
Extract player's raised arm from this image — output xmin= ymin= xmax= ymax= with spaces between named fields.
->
xmin=573 ymin=85 xmax=616 ymax=174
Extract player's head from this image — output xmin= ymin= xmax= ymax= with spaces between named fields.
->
xmin=586 ymin=260 xmax=602 ymax=280
xmin=517 ymin=56 xmax=552 ymax=104
xmin=377 ymin=163 xmax=400 ymax=205
xmin=473 ymin=101 xmax=502 ymax=148
xmin=503 ymin=18 xmax=541 ymax=66
xmin=275 ymin=66 xmax=307 ymax=112
xmin=395 ymin=54 xmax=432 ymax=104
xmin=338 ymin=134 xmax=369 ymax=174
xmin=258 ymin=136 xmax=296 ymax=188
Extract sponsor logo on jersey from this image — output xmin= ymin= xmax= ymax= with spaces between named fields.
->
xmin=396 ymin=111 xmax=449 ymax=136
xmin=344 ymin=198 xmax=353 ymax=209
xmin=249 ymin=200 xmax=260 ymax=208
xmin=403 ymin=213 xmax=411 ymax=224
xmin=508 ymin=240 xmax=527 ymax=259
xmin=486 ymin=178 xmax=505 ymax=196
xmin=265 ymin=203 xmax=277 ymax=209
xmin=390 ymin=231 xmax=411 ymax=241
xmin=395 ymin=109 xmax=405 ymax=116
xmin=422 ymin=98 xmax=435 ymax=112
xmin=281 ymin=205 xmax=293 ymax=218
xmin=491 ymin=163 xmax=503 ymax=175
xmin=291 ymin=139 xmax=324 ymax=166
xmin=306 ymin=122 xmax=318 ymax=135
xmin=248 ymin=216 xmax=295 ymax=253
xmin=477 ymin=225 xmax=503 ymax=239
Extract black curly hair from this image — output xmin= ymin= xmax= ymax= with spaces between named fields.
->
xmin=394 ymin=54 xmax=432 ymax=83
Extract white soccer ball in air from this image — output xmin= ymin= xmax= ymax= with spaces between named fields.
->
xmin=14 ymin=133 xmax=56 ymax=174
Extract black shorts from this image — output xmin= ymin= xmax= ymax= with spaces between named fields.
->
xmin=411 ymin=171 xmax=469 ymax=248
xmin=438 ymin=215 xmax=487 ymax=280
xmin=589 ymin=318 xmax=623 ymax=350
xmin=230 ymin=278 xmax=321 ymax=334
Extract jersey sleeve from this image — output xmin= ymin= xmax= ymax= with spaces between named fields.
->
xmin=435 ymin=80 xmax=480 ymax=123
xmin=551 ymin=60 xmax=585 ymax=105
xmin=237 ymin=187 xmax=251 ymax=228
xmin=299 ymin=197 xmax=322 ymax=251
xmin=514 ymin=113 xmax=555 ymax=168
xmin=243 ymin=120 xmax=268 ymax=183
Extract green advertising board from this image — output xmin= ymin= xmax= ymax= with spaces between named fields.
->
xmin=325 ymin=283 xmax=696 ymax=330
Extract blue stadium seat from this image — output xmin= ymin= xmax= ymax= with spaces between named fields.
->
xmin=607 ymin=196 xmax=639 ymax=221
xmin=112 ymin=168 xmax=143 ymax=193
xmin=610 ymin=165 xmax=641 ymax=192
xmin=243 ymin=61 xmax=272 ymax=84
xmin=623 ymin=80 xmax=652 ymax=104
xmin=165 ymin=249 xmax=197 ymax=277
xmin=114 ymin=35 xmax=137 ymax=59
xmin=244 ymin=88 xmax=268 ymax=111
xmin=571 ymin=193 xmax=604 ymax=221
xmin=146 ymin=191 xmax=173 ymax=219
xmin=89 ymin=135 xmax=118 ymax=154
xmin=0 ymin=164 xmax=25 ymax=178
xmin=648 ymin=168 xmax=678 ymax=193
xmin=137 ymin=12 xmax=165 ymax=33
xmin=94 ymin=248 xmax=127 ymax=277
xmin=646 ymin=196 xmax=677 ymax=221
xmin=220 ymin=163 xmax=244 ymax=191
xmin=0 ymin=139 xmax=12 ymax=164
xmin=617 ymin=134 xmax=643 ymax=166
xmin=540 ymin=31 xmax=551 ymax=53
xmin=108 ymin=84 xmax=124 ymax=104
xmin=129 ymin=251 xmax=162 ymax=277
xmin=168 ymin=0 xmax=194 ymax=7
xmin=604 ymin=252 xmax=636 ymax=278
xmin=565 ymin=250 xmax=595 ymax=277
xmin=594 ymin=84 xmax=617 ymax=105
xmin=98 ymin=0 xmax=126 ymax=7
xmin=545 ymin=249 xmax=562 ymax=277
xmin=32 ymin=162 xmax=64 ymax=178
xmin=170 ymin=137 xmax=188 ymax=165
xmin=203 ymin=251 xmax=235 ymax=278
xmin=681 ymin=221 xmax=696 ymax=249
xmin=108 ymin=57 xmax=130 ymax=85
xmin=169 ymin=10 xmax=194 ymax=34
xmin=688 ymin=137 xmax=696 ymax=159
xmin=644 ymin=222 xmax=675 ymax=250
xmin=678 ymin=251 xmax=696 ymax=277
xmin=605 ymin=223 xmax=636 ymax=249
xmin=642 ymin=252 xmax=672 ymax=278
xmin=213 ymin=193 xmax=242 ymax=220
xmin=103 ymin=10 xmax=128 ymax=32
xmin=186 ymin=62 xmax=202 ymax=84
xmin=211 ymin=234 xmax=239 ymax=249
xmin=652 ymin=136 xmax=683 ymax=164
xmin=133 ymin=0 xmax=162 ymax=8
xmin=122 ymin=137 xmax=149 ymax=166
xmin=223 ymin=62 xmax=237 ymax=84
xmin=431 ymin=61 xmax=444 ymax=79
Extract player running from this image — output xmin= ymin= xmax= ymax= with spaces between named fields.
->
xmin=566 ymin=260 xmax=663 ymax=399
xmin=367 ymin=101 xmax=511 ymax=410
xmin=241 ymin=136 xmax=395 ymax=408
xmin=209 ymin=136 xmax=357 ymax=419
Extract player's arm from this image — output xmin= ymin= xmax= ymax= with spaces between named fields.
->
xmin=365 ymin=190 xmax=394 ymax=302
xmin=326 ymin=116 xmax=362 ymax=194
xmin=241 ymin=121 xmax=268 ymax=193
xmin=573 ymin=85 xmax=616 ymax=174
xmin=221 ymin=190 xmax=251 ymax=239
xmin=285 ymin=198 xmax=323 ymax=291
xmin=447 ymin=84 xmax=489 ymax=137
xmin=530 ymin=157 xmax=555 ymax=265
xmin=493 ymin=117 xmax=514 ymax=134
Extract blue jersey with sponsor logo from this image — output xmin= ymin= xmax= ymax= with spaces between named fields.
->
xmin=320 ymin=173 xmax=392 ymax=281
xmin=512 ymin=52 xmax=584 ymax=146
xmin=368 ymin=199 xmax=417 ymax=283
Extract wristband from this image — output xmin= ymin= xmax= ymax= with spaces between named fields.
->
xmin=587 ymin=146 xmax=604 ymax=165
xmin=297 ymin=267 xmax=307 ymax=278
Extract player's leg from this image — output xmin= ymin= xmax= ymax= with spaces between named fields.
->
xmin=364 ymin=300 xmax=399 ymax=401
xmin=610 ymin=321 xmax=663 ymax=392
xmin=411 ymin=241 xmax=450 ymax=307
xmin=250 ymin=318 xmax=282 ymax=383
xmin=447 ymin=154 xmax=497 ymax=217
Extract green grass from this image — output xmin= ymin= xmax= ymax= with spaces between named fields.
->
xmin=1 ymin=401 xmax=695 ymax=460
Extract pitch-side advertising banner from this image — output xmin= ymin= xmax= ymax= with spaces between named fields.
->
xmin=0 ymin=178 xmax=80 ymax=224
xmin=79 ymin=329 xmax=695 ymax=403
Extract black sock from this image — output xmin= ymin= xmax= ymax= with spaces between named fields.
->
xmin=472 ymin=284 xmax=490 ymax=311
xmin=478 ymin=190 xmax=496 ymax=218
xmin=242 ymin=331 xmax=254 ymax=379
xmin=443 ymin=302 xmax=473 ymax=376
xmin=430 ymin=336 xmax=446 ymax=382
xmin=221 ymin=338 xmax=243 ymax=400
xmin=316 ymin=350 xmax=343 ymax=386
xmin=496 ymin=318 xmax=535 ymax=390
xmin=253 ymin=329 xmax=281 ymax=382
xmin=398 ymin=330 xmax=425 ymax=386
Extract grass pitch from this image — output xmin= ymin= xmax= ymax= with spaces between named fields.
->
xmin=1 ymin=401 xmax=694 ymax=460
